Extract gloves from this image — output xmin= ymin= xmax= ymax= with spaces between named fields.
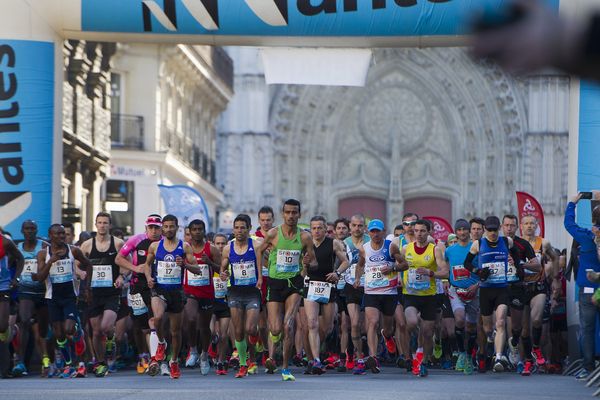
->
xmin=477 ymin=267 xmax=491 ymax=281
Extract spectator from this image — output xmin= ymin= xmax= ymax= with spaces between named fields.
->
xmin=564 ymin=192 xmax=600 ymax=379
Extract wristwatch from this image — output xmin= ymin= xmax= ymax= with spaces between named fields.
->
xmin=335 ymin=270 xmax=342 ymax=278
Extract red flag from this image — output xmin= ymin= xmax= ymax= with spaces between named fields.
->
xmin=516 ymin=191 xmax=545 ymax=237
xmin=423 ymin=216 xmax=454 ymax=242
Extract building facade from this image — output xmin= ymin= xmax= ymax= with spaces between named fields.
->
xmin=218 ymin=47 xmax=569 ymax=248
xmin=109 ymin=44 xmax=233 ymax=234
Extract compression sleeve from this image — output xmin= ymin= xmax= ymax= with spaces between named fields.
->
xmin=464 ymin=251 xmax=477 ymax=272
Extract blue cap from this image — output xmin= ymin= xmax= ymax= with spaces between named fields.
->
xmin=367 ymin=219 xmax=385 ymax=232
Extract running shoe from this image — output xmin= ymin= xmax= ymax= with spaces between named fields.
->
xmin=255 ymin=340 xmax=265 ymax=354
xmin=532 ymin=347 xmax=546 ymax=367
xmin=352 ymin=359 xmax=366 ymax=375
xmin=12 ymin=363 xmax=27 ymax=377
xmin=455 ymin=352 xmax=466 ymax=372
xmin=337 ymin=358 xmax=347 ymax=373
xmin=75 ymin=362 xmax=87 ymax=378
xmin=366 ymin=356 xmax=381 ymax=374
xmin=441 ymin=359 xmax=452 ymax=370
xmin=155 ymin=342 xmax=167 ymax=362
xmin=41 ymin=356 xmax=51 ymax=378
xmin=105 ymin=337 xmax=115 ymax=359
xmin=412 ymin=357 xmax=421 ymax=376
xmin=235 ymin=365 xmax=248 ymax=378
xmin=433 ymin=338 xmax=442 ymax=360
xmin=508 ymin=337 xmax=520 ymax=367
xmin=216 ymin=362 xmax=227 ymax=375
xmin=419 ymin=363 xmax=428 ymax=377
xmin=265 ymin=357 xmax=276 ymax=374
xmin=406 ymin=358 xmax=413 ymax=374
xmin=55 ymin=353 xmax=65 ymax=370
xmin=60 ymin=365 xmax=76 ymax=379
xmin=281 ymin=368 xmax=295 ymax=381
xmin=74 ymin=330 xmax=86 ymax=357
xmin=576 ymin=369 xmax=590 ymax=380
xmin=381 ymin=329 xmax=397 ymax=355
xmin=304 ymin=361 xmax=313 ymax=375
xmin=396 ymin=355 xmax=406 ymax=369
xmin=200 ymin=356 xmax=210 ymax=375
xmin=312 ymin=360 xmax=326 ymax=375
xmin=94 ymin=363 xmax=108 ymax=378
xmin=169 ymin=360 xmax=181 ymax=379
xmin=516 ymin=361 xmax=524 ymax=374
xmin=47 ymin=363 xmax=59 ymax=378
xmin=463 ymin=357 xmax=474 ymax=375
xmin=345 ymin=354 xmax=355 ymax=371
xmin=185 ymin=350 xmax=199 ymax=368
xmin=136 ymin=359 xmax=147 ymax=374
xmin=521 ymin=360 xmax=533 ymax=376
xmin=493 ymin=355 xmax=508 ymax=372
xmin=147 ymin=358 xmax=160 ymax=376
xmin=248 ymin=362 xmax=258 ymax=375
xmin=160 ymin=362 xmax=170 ymax=376
xmin=477 ymin=355 xmax=487 ymax=373
xmin=324 ymin=353 xmax=340 ymax=369
xmin=292 ymin=353 xmax=304 ymax=367
xmin=229 ymin=350 xmax=240 ymax=370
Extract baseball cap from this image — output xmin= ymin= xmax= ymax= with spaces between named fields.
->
xmin=367 ymin=219 xmax=385 ymax=232
xmin=145 ymin=215 xmax=162 ymax=227
xmin=454 ymin=219 xmax=470 ymax=231
xmin=484 ymin=216 xmax=500 ymax=230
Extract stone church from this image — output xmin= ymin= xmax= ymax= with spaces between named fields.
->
xmin=217 ymin=47 xmax=569 ymax=248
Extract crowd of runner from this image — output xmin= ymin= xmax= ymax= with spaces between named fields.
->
xmin=0 ymin=199 xmax=575 ymax=381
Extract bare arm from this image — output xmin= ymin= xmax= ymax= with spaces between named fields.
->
xmin=543 ymin=239 xmax=559 ymax=279
xmin=220 ymin=245 xmax=230 ymax=280
xmin=144 ymin=242 xmax=158 ymax=285
xmin=433 ymin=245 xmax=449 ymax=279
xmin=4 ymin=238 xmax=24 ymax=286
xmin=34 ymin=249 xmax=51 ymax=282
xmin=354 ymin=246 xmax=365 ymax=288
xmin=255 ymin=227 xmax=277 ymax=276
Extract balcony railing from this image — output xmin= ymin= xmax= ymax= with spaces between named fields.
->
xmin=111 ymin=114 xmax=144 ymax=150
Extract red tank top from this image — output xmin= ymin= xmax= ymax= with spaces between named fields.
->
xmin=183 ymin=241 xmax=214 ymax=299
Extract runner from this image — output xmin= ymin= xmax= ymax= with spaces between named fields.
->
xmin=115 ymin=214 xmax=162 ymax=374
xmin=13 ymin=221 xmax=49 ymax=377
xmin=144 ymin=215 xmax=203 ymax=379
xmin=355 ymin=219 xmax=404 ymax=374
xmin=303 ymin=216 xmax=348 ymax=374
xmin=333 ymin=217 xmax=351 ymax=372
xmin=219 ymin=214 xmax=263 ymax=378
xmin=79 ymin=212 xmax=125 ymax=377
xmin=342 ymin=215 xmax=369 ymax=374
xmin=400 ymin=219 xmax=448 ymax=377
xmin=445 ymin=219 xmax=480 ymax=375
xmin=255 ymin=199 xmax=316 ymax=382
xmin=501 ymin=214 xmax=541 ymax=375
xmin=210 ymin=233 xmax=231 ymax=376
xmin=518 ymin=214 xmax=558 ymax=372
xmin=182 ymin=219 xmax=221 ymax=375
xmin=34 ymin=224 xmax=92 ymax=378
xmin=464 ymin=216 xmax=522 ymax=373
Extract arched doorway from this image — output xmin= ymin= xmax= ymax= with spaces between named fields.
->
xmin=404 ymin=197 xmax=452 ymax=223
xmin=339 ymin=197 xmax=386 ymax=222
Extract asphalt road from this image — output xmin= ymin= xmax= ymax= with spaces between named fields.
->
xmin=0 ymin=367 xmax=593 ymax=400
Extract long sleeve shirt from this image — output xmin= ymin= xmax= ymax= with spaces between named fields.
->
xmin=564 ymin=202 xmax=600 ymax=289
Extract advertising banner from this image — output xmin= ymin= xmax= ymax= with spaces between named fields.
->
xmin=158 ymin=184 xmax=211 ymax=236
xmin=516 ymin=191 xmax=545 ymax=237
xmin=423 ymin=216 xmax=453 ymax=242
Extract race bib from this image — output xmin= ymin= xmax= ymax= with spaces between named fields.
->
xmin=157 ymin=261 xmax=181 ymax=285
xmin=345 ymin=263 xmax=364 ymax=286
xmin=49 ymin=259 xmax=73 ymax=284
xmin=365 ymin=265 xmax=389 ymax=290
xmin=336 ymin=278 xmax=346 ymax=290
xmin=232 ymin=261 xmax=257 ymax=286
xmin=91 ymin=265 xmax=113 ymax=288
xmin=128 ymin=293 xmax=148 ymax=316
xmin=506 ymin=260 xmax=518 ymax=283
xmin=483 ymin=261 xmax=506 ymax=284
xmin=407 ymin=268 xmax=431 ymax=291
xmin=262 ymin=266 xmax=269 ymax=278
xmin=307 ymin=281 xmax=332 ymax=304
xmin=21 ymin=259 xmax=38 ymax=283
xmin=451 ymin=265 xmax=470 ymax=282
xmin=186 ymin=264 xmax=210 ymax=286
xmin=276 ymin=250 xmax=301 ymax=273
xmin=213 ymin=276 xmax=227 ymax=299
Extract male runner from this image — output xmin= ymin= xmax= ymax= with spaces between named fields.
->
xmin=80 ymin=212 xmax=125 ymax=377
xmin=115 ymin=214 xmax=162 ymax=373
xmin=355 ymin=219 xmax=404 ymax=374
xmin=400 ymin=219 xmax=448 ymax=377
xmin=256 ymin=199 xmax=315 ymax=382
xmin=144 ymin=214 xmax=202 ymax=379
xmin=465 ymin=216 xmax=522 ymax=373
xmin=303 ymin=216 xmax=348 ymax=374
xmin=501 ymin=214 xmax=541 ymax=375
xmin=333 ymin=218 xmax=351 ymax=372
xmin=183 ymin=219 xmax=221 ymax=375
xmin=211 ymin=233 xmax=231 ymax=375
xmin=34 ymin=224 xmax=91 ymax=378
xmin=342 ymin=215 xmax=369 ymax=374
xmin=13 ymin=221 xmax=49 ymax=377
xmin=220 ymin=214 xmax=263 ymax=378
xmin=445 ymin=219 xmax=480 ymax=375
xmin=254 ymin=206 xmax=274 ymax=367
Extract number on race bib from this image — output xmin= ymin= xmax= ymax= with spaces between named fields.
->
xmin=276 ymin=250 xmax=301 ymax=273
xmin=157 ymin=261 xmax=182 ymax=285
xmin=91 ymin=265 xmax=113 ymax=288
xmin=21 ymin=259 xmax=38 ymax=283
xmin=186 ymin=264 xmax=210 ymax=286
xmin=128 ymin=293 xmax=148 ymax=316
xmin=232 ymin=261 xmax=257 ymax=286
xmin=407 ymin=268 xmax=431 ymax=291
xmin=49 ymin=259 xmax=73 ymax=284
xmin=365 ymin=265 xmax=390 ymax=291
xmin=307 ymin=281 xmax=332 ymax=304
xmin=483 ymin=261 xmax=506 ymax=284
xmin=213 ymin=277 xmax=227 ymax=299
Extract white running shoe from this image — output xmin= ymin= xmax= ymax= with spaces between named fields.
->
xmin=186 ymin=351 xmax=199 ymax=368
xmin=160 ymin=362 xmax=170 ymax=376
xmin=508 ymin=337 xmax=520 ymax=367
xmin=200 ymin=357 xmax=210 ymax=376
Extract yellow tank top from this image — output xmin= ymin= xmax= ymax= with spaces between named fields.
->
xmin=403 ymin=242 xmax=437 ymax=296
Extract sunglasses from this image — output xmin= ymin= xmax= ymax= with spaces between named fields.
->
xmin=402 ymin=221 xmax=416 ymax=226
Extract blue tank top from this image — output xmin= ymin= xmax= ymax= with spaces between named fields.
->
xmin=228 ymin=239 xmax=258 ymax=287
xmin=343 ymin=234 xmax=370 ymax=286
xmin=478 ymin=237 xmax=509 ymax=288
xmin=153 ymin=239 xmax=185 ymax=290
xmin=445 ymin=242 xmax=479 ymax=289
xmin=18 ymin=240 xmax=45 ymax=293
xmin=0 ymin=247 xmax=10 ymax=292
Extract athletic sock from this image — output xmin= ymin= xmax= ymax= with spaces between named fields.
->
xmin=522 ymin=336 xmax=533 ymax=359
xmin=532 ymin=327 xmax=543 ymax=347
xmin=235 ymin=339 xmax=248 ymax=366
xmin=455 ymin=327 xmax=465 ymax=353
xmin=269 ymin=332 xmax=282 ymax=344
xmin=57 ymin=338 xmax=72 ymax=365
xmin=467 ymin=333 xmax=477 ymax=354
xmin=511 ymin=329 xmax=521 ymax=346
xmin=442 ymin=338 xmax=452 ymax=359
xmin=149 ymin=330 xmax=159 ymax=357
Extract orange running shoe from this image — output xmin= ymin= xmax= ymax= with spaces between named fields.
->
xmin=235 ymin=365 xmax=248 ymax=378
xmin=169 ymin=360 xmax=181 ymax=379
xmin=155 ymin=342 xmax=167 ymax=362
